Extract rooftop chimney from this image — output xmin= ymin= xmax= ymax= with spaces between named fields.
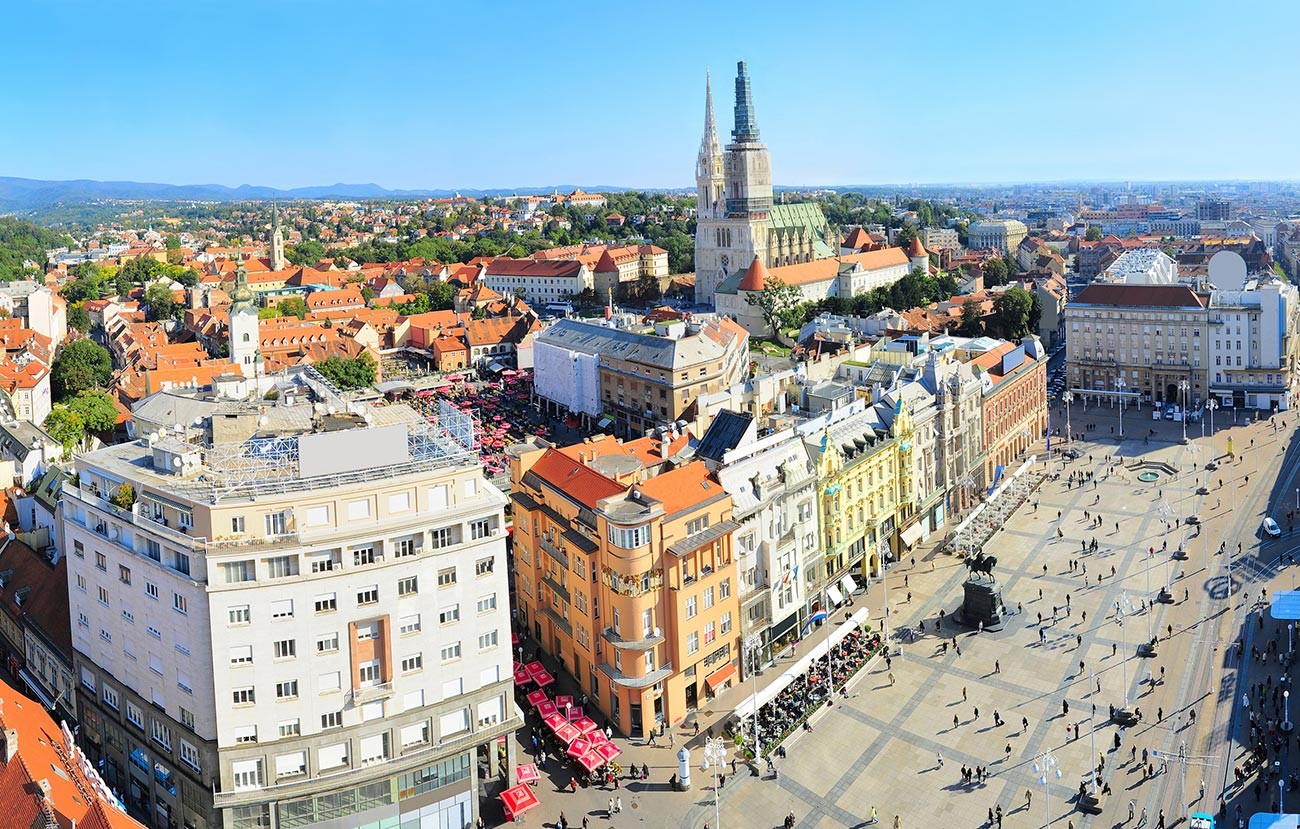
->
xmin=2 ymin=728 xmax=17 ymax=763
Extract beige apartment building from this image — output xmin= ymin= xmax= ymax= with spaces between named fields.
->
xmin=63 ymin=376 xmax=519 ymax=829
xmin=509 ymin=432 xmax=740 ymax=739
xmin=1066 ymin=283 xmax=1209 ymax=407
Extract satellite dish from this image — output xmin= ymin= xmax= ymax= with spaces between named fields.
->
xmin=193 ymin=416 xmax=203 ymax=426
xmin=172 ymin=457 xmax=182 ymax=468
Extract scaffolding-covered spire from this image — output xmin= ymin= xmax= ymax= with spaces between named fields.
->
xmin=732 ymin=60 xmax=760 ymax=142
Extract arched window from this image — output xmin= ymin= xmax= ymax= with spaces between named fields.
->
xmin=242 ymin=333 xmax=250 ymax=342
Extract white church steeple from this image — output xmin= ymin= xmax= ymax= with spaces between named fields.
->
xmin=695 ymin=71 xmax=724 ymax=217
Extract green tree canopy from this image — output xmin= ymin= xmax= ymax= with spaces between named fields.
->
xmin=988 ymin=286 xmax=1034 ymax=340
xmin=286 ymin=239 xmax=327 ymax=266
xmin=981 ymin=257 xmax=1009 ymax=287
xmin=51 ymin=338 xmax=113 ymax=400
xmin=144 ymin=282 xmax=181 ymax=323
xmin=958 ymin=299 xmax=984 ymax=337
xmin=1085 ymin=225 xmax=1104 ymax=242
xmin=314 ymin=352 xmax=377 ymax=390
xmin=61 ymin=264 xmax=104 ymax=303
xmin=276 ymin=297 xmax=308 ymax=319
xmin=67 ymin=302 xmax=91 ymax=332
xmin=67 ymin=390 xmax=118 ymax=434
xmin=42 ymin=406 xmax=84 ymax=454
xmin=745 ymin=273 xmax=804 ymax=337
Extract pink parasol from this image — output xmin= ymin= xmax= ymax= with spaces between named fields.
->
xmin=536 ymin=700 xmax=558 ymax=718
xmin=532 ymin=670 xmax=555 ymax=688
xmin=595 ymin=742 xmax=622 ymax=764
xmin=541 ymin=712 xmax=566 ymax=731
xmin=575 ymin=750 xmax=603 ymax=772
xmin=513 ymin=668 xmax=532 ymax=686
xmin=566 ymin=737 xmax=592 ymax=759
xmin=553 ymin=722 xmax=581 ymax=744
xmin=555 ymin=695 xmax=573 ymax=710
xmin=585 ymin=730 xmax=608 ymax=747
xmin=500 ymin=784 xmax=540 ymax=820
xmin=515 ymin=762 xmax=540 ymax=785
xmin=572 ymin=716 xmax=599 ymax=735
xmin=525 ymin=689 xmax=548 ymax=708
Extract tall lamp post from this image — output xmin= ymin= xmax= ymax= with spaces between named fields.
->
xmin=1115 ymin=594 xmax=1134 ymax=708
xmin=1032 ymin=749 xmax=1062 ymax=829
xmin=1116 ymin=378 xmax=1127 ymax=439
xmin=1179 ymin=380 xmax=1190 ymax=442
xmin=1063 ymin=391 xmax=1074 ymax=447
xmin=702 ymin=736 xmax=726 ymax=829
xmin=743 ymin=633 xmax=763 ymax=764
xmin=1206 ymin=398 xmax=1218 ymax=439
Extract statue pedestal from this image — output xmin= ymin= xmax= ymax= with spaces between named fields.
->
xmin=958 ymin=580 xmax=1006 ymax=632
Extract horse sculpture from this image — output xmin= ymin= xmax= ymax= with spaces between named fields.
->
xmin=964 ymin=552 xmax=998 ymax=582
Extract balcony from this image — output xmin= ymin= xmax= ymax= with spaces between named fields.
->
xmin=347 ymin=681 xmax=394 ymax=706
xmin=538 ymin=535 xmax=569 ymax=569
xmin=600 ymin=627 xmax=665 ymax=652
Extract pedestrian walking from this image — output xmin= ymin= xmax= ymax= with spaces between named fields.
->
xmin=962 ymin=686 xmax=967 ymax=702
xmin=888 ymin=672 xmax=895 ymax=686
xmin=1005 ymin=743 xmax=1012 ymax=759
xmin=995 ymin=659 xmax=1001 ymax=674
xmin=608 ymin=797 xmax=614 ymax=816
xmin=936 ymin=752 xmax=944 ymax=768
xmin=1026 ymin=789 xmax=1032 ymax=807
xmin=615 ymin=797 xmax=622 ymax=814
xmin=1022 ymin=716 xmax=1029 ymax=732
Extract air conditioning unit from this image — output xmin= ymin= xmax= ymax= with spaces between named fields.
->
xmin=652 ymin=627 xmax=661 ymax=637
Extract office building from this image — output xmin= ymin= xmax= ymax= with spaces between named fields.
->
xmin=63 ymin=371 xmax=520 ymax=829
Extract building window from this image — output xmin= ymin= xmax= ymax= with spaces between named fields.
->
xmin=232 ymin=687 xmax=255 ymax=705
xmin=270 ymin=599 xmax=294 ymax=619
xmin=310 ymin=550 xmax=340 ymax=572
xmin=95 ymin=551 xmax=106 ymax=571
xmin=685 ymin=596 xmax=698 ymax=619
xmin=179 ymin=741 xmax=201 ymax=772
xmin=721 ymin=612 xmax=733 ymax=635
xmin=232 ymin=759 xmax=264 ymax=791
xmin=720 ymin=578 xmax=731 ymax=599
xmin=125 ymin=702 xmax=143 ymax=729
xmin=470 ymin=518 xmax=493 ymax=540
xmin=264 ymin=512 xmax=288 ymax=536
xmin=704 ymin=620 xmax=717 ymax=645
xmin=315 ymin=593 xmax=337 ymax=613
xmin=352 ymin=546 xmax=378 ymax=566
xmin=356 ymin=621 xmax=379 ymax=641
xmin=145 ymin=581 xmax=158 ymax=600
xmin=687 ymin=632 xmax=699 ymax=654
xmin=475 ymin=556 xmax=495 ymax=576
xmin=703 ymin=586 xmax=715 ymax=610
xmin=357 ymin=586 xmax=379 ymax=605
xmin=266 ymin=555 xmax=299 ymax=579
xmin=151 ymin=720 xmax=172 ymax=750
xmin=394 ymin=537 xmax=418 ymax=558
xmin=439 ymin=605 xmax=460 ymax=625
xmin=228 ymin=605 xmax=251 ymax=625
xmin=274 ymin=639 xmax=297 ymax=659
xmin=401 ymin=654 xmax=424 ymax=673
xmin=317 ymin=633 xmax=339 ymax=653
xmin=231 ymin=516 xmax=245 ymax=534
xmin=478 ymin=630 xmax=499 ymax=650
xmin=223 ymin=560 xmax=255 ymax=583
xmin=607 ymin=525 xmax=650 ymax=548
xmin=398 ymin=576 xmax=419 ymax=597
xmin=476 ymin=594 xmax=497 ymax=614
xmin=118 ymin=565 xmax=131 ymax=585
xmin=97 ymin=586 xmax=109 ymax=606
xmin=102 ymin=685 xmax=119 ymax=710
xmin=172 ymin=593 xmax=188 ymax=615
xmin=438 ymin=567 xmax=457 ymax=587
xmin=277 ymin=719 xmax=301 ymax=738
xmin=275 ymin=680 xmax=299 ymax=700
xmin=440 ymin=642 xmax=462 ymax=661
xmin=686 ymin=515 xmax=710 ymax=535
xmin=400 ymin=614 xmax=422 ymax=635
xmin=229 ymin=645 xmax=253 ymax=666
xmin=321 ymin=711 xmax=343 ymax=730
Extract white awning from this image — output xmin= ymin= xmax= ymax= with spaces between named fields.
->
xmin=840 ymin=575 xmax=859 ymax=598
xmin=826 ymin=585 xmax=845 ymax=606
xmin=900 ymin=522 xmax=926 ymax=548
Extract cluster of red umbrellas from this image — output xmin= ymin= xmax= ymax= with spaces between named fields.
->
xmin=524 ymin=679 xmax=622 ymax=775
xmin=514 ymin=660 xmax=555 ymax=689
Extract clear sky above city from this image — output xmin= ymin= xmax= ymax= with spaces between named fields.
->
xmin=5 ymin=0 xmax=1297 ymax=190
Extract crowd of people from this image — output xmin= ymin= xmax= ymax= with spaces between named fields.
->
xmin=733 ymin=625 xmax=883 ymax=759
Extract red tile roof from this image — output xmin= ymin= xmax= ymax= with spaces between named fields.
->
xmin=1073 ymin=283 xmax=1208 ymax=309
xmin=738 ymin=256 xmax=769 ymax=292
xmin=528 ymin=449 xmax=625 ymax=509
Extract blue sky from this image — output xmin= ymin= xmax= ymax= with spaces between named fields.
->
xmin=4 ymin=0 xmax=1297 ymax=189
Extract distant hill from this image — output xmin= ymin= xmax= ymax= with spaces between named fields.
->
xmin=0 ymin=177 xmax=646 ymax=210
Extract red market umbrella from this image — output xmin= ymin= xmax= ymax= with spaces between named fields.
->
xmin=532 ymin=670 xmax=555 ymax=689
xmin=586 ymin=730 xmax=608 ymax=748
xmin=536 ymin=700 xmax=558 ymax=718
xmin=511 ymin=633 xmax=520 ymax=645
xmin=573 ymin=716 xmax=599 ymax=735
xmin=566 ymin=737 xmax=592 ymax=759
xmin=553 ymin=722 xmax=581 ymax=744
xmin=575 ymin=750 xmax=603 ymax=772
xmin=525 ymin=661 xmax=546 ymax=677
xmin=516 ymin=763 xmax=540 ymax=785
xmin=513 ymin=668 xmax=532 ymax=686
xmin=555 ymin=695 xmax=574 ymax=711
xmin=500 ymin=784 xmax=540 ymax=820
xmin=542 ymin=713 xmax=566 ymax=732
xmin=595 ymin=742 xmax=622 ymax=764
xmin=525 ymin=689 xmax=548 ymax=708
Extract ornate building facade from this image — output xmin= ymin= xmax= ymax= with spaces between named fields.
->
xmin=694 ymin=62 xmax=836 ymax=306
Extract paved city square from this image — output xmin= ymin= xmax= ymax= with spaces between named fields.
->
xmin=518 ymin=402 xmax=1300 ymax=829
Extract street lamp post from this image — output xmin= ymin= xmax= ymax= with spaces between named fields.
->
xmin=1207 ymin=398 xmax=1218 ymax=438
xmin=744 ymin=633 xmax=763 ymax=764
xmin=1115 ymin=595 xmax=1132 ymax=708
xmin=702 ymin=736 xmax=726 ymax=829
xmin=1032 ymin=750 xmax=1062 ymax=829
xmin=1088 ymin=671 xmax=1098 ymax=794
xmin=1064 ymin=391 xmax=1074 ymax=446
xmin=1179 ymin=379 xmax=1190 ymax=443
xmin=1285 ymin=690 xmax=1292 ymax=732
xmin=1116 ymin=378 xmax=1127 ymax=438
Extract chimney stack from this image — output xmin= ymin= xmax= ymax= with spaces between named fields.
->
xmin=2 ymin=727 xmax=17 ymax=763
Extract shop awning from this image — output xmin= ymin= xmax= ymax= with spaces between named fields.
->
xmin=827 ymin=585 xmax=846 ymax=606
xmin=900 ymin=522 xmax=926 ymax=548
xmin=840 ymin=574 xmax=859 ymax=598
xmin=18 ymin=670 xmax=56 ymax=709
xmin=705 ymin=663 xmax=737 ymax=691
xmin=597 ymin=415 xmax=614 ymax=429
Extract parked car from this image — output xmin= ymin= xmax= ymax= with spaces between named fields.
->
xmin=1264 ymin=517 xmax=1282 ymax=538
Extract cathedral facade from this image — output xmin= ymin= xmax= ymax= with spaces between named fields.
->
xmin=694 ymin=61 xmax=836 ymax=306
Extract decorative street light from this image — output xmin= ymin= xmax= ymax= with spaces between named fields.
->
xmin=1063 ymin=391 xmax=1074 ymax=447
xmin=1116 ymin=378 xmax=1127 ymax=438
xmin=1115 ymin=595 xmax=1133 ymax=708
xmin=1179 ymin=379 xmax=1190 ymax=443
xmin=744 ymin=633 xmax=763 ymax=764
xmin=1284 ymin=690 xmax=1292 ymax=733
xmin=1032 ymin=749 xmax=1062 ymax=829
xmin=1206 ymin=398 xmax=1218 ymax=438
xmin=702 ymin=736 xmax=727 ymax=829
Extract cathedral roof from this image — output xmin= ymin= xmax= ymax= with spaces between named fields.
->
xmin=738 ymin=256 xmax=769 ymax=292
xmin=842 ymin=227 xmax=875 ymax=251
xmin=907 ymin=237 xmax=928 ymax=258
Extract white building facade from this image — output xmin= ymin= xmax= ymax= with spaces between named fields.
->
xmin=64 ymin=397 xmax=521 ymax=829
